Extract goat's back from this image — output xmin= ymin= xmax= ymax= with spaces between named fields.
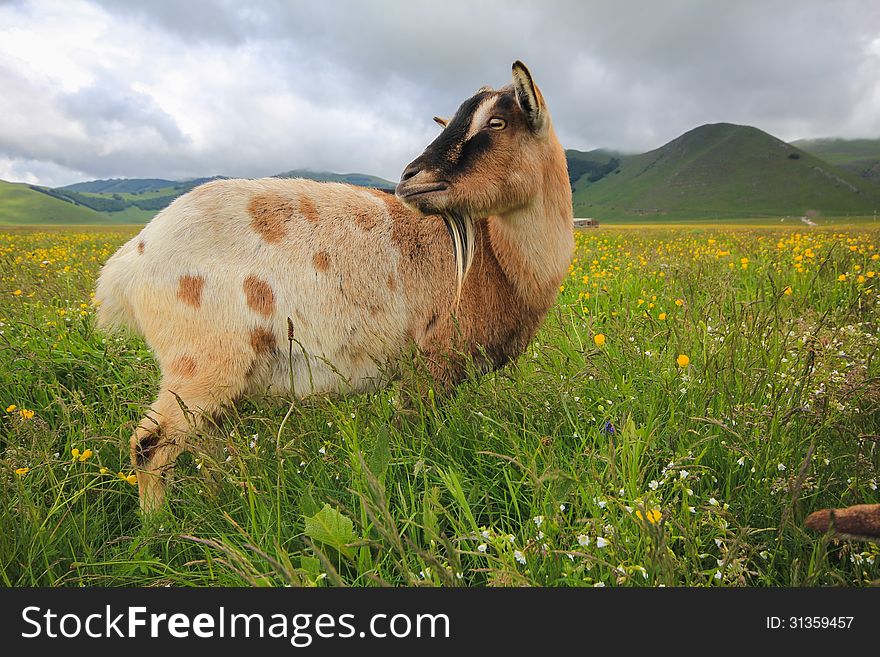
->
xmin=94 ymin=178 xmax=448 ymax=395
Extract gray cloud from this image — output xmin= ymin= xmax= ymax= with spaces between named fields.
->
xmin=2 ymin=0 xmax=879 ymax=186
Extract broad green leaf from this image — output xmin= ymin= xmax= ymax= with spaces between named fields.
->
xmin=303 ymin=503 xmax=358 ymax=560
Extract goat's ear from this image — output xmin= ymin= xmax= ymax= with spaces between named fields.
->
xmin=433 ymin=116 xmax=449 ymax=128
xmin=512 ymin=61 xmax=546 ymax=133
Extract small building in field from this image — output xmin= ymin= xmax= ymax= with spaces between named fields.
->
xmin=574 ymin=217 xmax=599 ymax=228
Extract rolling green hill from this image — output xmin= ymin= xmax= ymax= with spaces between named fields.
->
xmin=791 ymin=137 xmax=880 ymax=186
xmin=0 ymin=180 xmax=114 ymax=225
xmin=273 ymin=169 xmax=396 ymax=189
xmin=572 ymin=123 xmax=880 ymax=221
xmin=2 ymin=171 xmax=395 ymax=226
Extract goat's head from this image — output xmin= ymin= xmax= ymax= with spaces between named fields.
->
xmin=396 ymin=60 xmax=555 ymax=219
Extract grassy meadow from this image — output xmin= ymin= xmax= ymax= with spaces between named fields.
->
xmin=1 ymin=223 xmax=878 ymax=587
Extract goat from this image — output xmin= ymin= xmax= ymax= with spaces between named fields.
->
xmin=94 ymin=61 xmax=574 ymax=512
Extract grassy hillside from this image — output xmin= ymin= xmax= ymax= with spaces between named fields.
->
xmin=792 ymin=137 xmax=880 ymax=186
xmin=565 ymin=149 xmax=621 ymax=186
xmin=274 ymin=169 xmax=396 ymax=189
xmin=0 ymin=180 xmax=113 ymax=226
xmin=3 ymin=170 xmax=395 ymax=226
xmin=572 ymin=124 xmax=880 ymax=221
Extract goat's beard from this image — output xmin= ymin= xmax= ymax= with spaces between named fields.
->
xmin=441 ymin=210 xmax=476 ymax=311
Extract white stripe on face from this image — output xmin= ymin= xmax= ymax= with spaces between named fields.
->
xmin=465 ymin=95 xmax=499 ymax=141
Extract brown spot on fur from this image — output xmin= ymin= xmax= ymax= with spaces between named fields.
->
xmin=299 ymin=194 xmax=320 ymax=223
xmin=386 ymin=274 xmax=396 ymax=291
xmin=313 ymin=251 xmax=330 ymax=272
xmin=135 ymin=431 xmax=161 ymax=466
xmin=137 ymin=240 xmax=145 ymax=255
xmin=351 ymin=201 xmax=381 ymax=230
xmin=249 ymin=327 xmax=277 ymax=355
xmin=169 ymin=355 xmax=197 ymax=378
xmin=243 ymin=275 xmax=275 ymax=318
xmin=294 ymin=309 xmax=309 ymax=327
xmin=249 ymin=192 xmax=298 ymax=243
xmin=177 ymin=275 xmax=204 ymax=308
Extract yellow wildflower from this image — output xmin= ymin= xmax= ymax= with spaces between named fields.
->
xmin=658 ymin=312 xmax=667 ymax=320
xmin=118 ymin=472 xmax=138 ymax=485
xmin=12 ymin=289 xmax=22 ymax=296
xmin=593 ymin=333 xmax=606 ymax=347
xmin=15 ymin=467 xmax=29 ymax=476
xmin=636 ymin=508 xmax=662 ymax=524
xmin=783 ymin=286 xmax=792 ymax=295
xmin=675 ymin=299 xmax=684 ymax=306
xmin=19 ymin=408 xmax=35 ymax=420
xmin=838 ymin=274 xmax=847 ymax=282
xmin=676 ymin=354 xmax=690 ymax=368
xmin=6 ymin=404 xmax=16 ymax=412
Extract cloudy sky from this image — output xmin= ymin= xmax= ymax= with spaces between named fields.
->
xmin=2 ymin=0 xmax=879 ymax=187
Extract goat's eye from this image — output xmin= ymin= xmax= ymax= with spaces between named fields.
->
xmin=488 ymin=117 xmax=507 ymax=130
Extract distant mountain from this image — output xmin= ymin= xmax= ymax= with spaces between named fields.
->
xmin=791 ymin=137 xmax=880 ymax=186
xmin=60 ymin=178 xmax=178 ymax=194
xmin=273 ymin=169 xmax=396 ymax=189
xmin=570 ymin=123 xmax=880 ymax=220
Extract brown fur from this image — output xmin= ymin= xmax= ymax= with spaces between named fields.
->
xmin=249 ymin=327 xmax=277 ymax=355
xmin=177 ymin=275 xmax=204 ymax=308
xmin=805 ymin=504 xmax=880 ymax=537
xmin=313 ymin=251 xmax=331 ymax=272
xmin=299 ymin=194 xmax=320 ymax=223
xmin=348 ymin=199 xmax=380 ymax=230
xmin=386 ymin=274 xmax=396 ymax=291
xmin=414 ymin=219 xmax=544 ymax=389
xmin=243 ymin=275 xmax=275 ymax=317
xmin=137 ymin=240 xmax=145 ymax=255
xmin=249 ymin=192 xmax=298 ymax=242
xmin=169 ymin=355 xmax=197 ymax=378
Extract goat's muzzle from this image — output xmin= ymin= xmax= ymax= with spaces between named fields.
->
xmin=395 ymin=159 xmax=449 ymax=212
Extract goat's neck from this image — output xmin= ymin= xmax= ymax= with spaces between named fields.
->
xmin=486 ymin=169 xmax=574 ymax=311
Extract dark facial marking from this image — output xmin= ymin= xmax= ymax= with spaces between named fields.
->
xmin=457 ymin=131 xmax=493 ymax=173
xmin=495 ymin=91 xmax=516 ymax=112
xmin=416 ymin=91 xmax=493 ymax=175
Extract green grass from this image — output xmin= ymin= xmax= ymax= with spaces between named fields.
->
xmin=792 ymin=138 xmax=880 ymax=166
xmin=1 ymin=224 xmax=878 ymax=587
xmin=0 ymin=181 xmax=112 ymax=226
xmin=792 ymin=138 xmax=880 ymax=188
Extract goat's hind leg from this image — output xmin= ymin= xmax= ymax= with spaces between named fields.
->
xmin=131 ymin=386 xmax=203 ymax=513
xmin=132 ymin=368 xmax=246 ymax=513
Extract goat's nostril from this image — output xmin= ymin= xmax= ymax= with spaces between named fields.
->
xmin=401 ymin=164 xmax=421 ymax=182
